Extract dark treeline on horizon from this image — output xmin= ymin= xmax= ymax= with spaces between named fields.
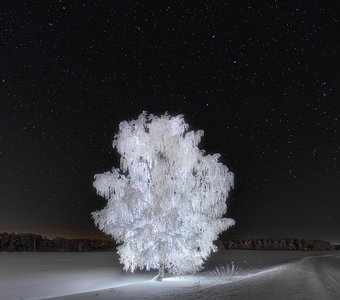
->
xmin=219 ymin=238 xmax=339 ymax=251
xmin=0 ymin=232 xmax=115 ymax=252
xmin=1 ymin=232 xmax=339 ymax=252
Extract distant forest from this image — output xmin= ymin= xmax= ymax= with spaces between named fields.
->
xmin=0 ymin=232 xmax=115 ymax=252
xmin=219 ymin=238 xmax=339 ymax=251
xmin=0 ymin=232 xmax=339 ymax=252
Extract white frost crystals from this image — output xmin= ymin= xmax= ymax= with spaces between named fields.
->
xmin=92 ymin=112 xmax=235 ymax=277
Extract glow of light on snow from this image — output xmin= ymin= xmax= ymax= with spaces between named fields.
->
xmin=240 ymin=265 xmax=285 ymax=280
xmin=168 ymin=266 xmax=284 ymax=290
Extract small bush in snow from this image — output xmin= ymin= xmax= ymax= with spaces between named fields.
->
xmin=210 ymin=261 xmax=239 ymax=282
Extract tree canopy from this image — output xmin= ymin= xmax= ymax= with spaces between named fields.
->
xmin=92 ymin=112 xmax=235 ymax=277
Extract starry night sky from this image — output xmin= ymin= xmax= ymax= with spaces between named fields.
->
xmin=0 ymin=1 xmax=339 ymax=242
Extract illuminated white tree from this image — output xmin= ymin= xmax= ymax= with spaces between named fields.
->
xmin=92 ymin=112 xmax=235 ymax=280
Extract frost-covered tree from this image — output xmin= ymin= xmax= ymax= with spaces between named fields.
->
xmin=92 ymin=112 xmax=235 ymax=280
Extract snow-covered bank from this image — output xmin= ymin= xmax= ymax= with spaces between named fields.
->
xmin=162 ymin=254 xmax=340 ymax=300
xmin=0 ymin=251 xmax=339 ymax=300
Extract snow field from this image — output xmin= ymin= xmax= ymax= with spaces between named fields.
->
xmin=0 ymin=250 xmax=339 ymax=300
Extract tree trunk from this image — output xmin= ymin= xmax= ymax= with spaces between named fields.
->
xmin=156 ymin=262 xmax=165 ymax=281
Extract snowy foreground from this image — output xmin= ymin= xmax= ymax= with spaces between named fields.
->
xmin=0 ymin=250 xmax=339 ymax=300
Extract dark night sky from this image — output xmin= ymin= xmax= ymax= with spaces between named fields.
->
xmin=0 ymin=1 xmax=339 ymax=242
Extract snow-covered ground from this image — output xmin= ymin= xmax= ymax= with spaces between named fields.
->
xmin=0 ymin=250 xmax=339 ymax=300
